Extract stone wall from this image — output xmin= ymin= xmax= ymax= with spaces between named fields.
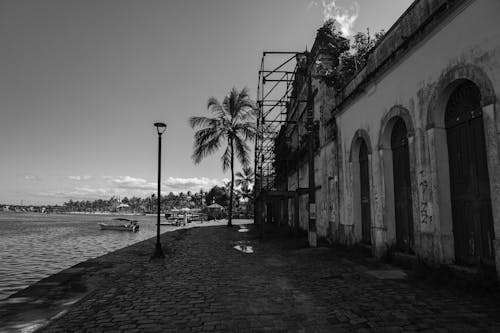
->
xmin=284 ymin=0 xmax=500 ymax=274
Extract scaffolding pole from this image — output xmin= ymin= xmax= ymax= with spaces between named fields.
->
xmin=254 ymin=51 xmax=304 ymax=227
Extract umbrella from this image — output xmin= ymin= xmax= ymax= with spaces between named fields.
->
xmin=207 ymin=203 xmax=224 ymax=209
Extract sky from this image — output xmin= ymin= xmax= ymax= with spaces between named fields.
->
xmin=0 ymin=0 xmax=413 ymax=205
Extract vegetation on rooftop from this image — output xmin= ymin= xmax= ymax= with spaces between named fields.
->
xmin=316 ymin=19 xmax=385 ymax=90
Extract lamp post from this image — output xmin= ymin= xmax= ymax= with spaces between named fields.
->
xmin=152 ymin=122 xmax=167 ymax=259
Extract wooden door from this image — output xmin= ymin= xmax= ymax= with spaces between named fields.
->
xmin=446 ymin=81 xmax=495 ymax=265
xmin=359 ymin=140 xmax=371 ymax=244
xmin=391 ymin=119 xmax=414 ymax=253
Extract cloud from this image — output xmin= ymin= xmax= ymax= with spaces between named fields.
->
xmin=66 ymin=175 xmax=92 ymax=181
xmin=307 ymin=1 xmax=318 ymax=10
xmin=37 ymin=175 xmax=228 ymax=202
xmin=22 ymin=174 xmax=42 ymax=181
xmin=317 ymin=0 xmax=359 ymax=36
xmin=37 ymin=187 xmax=113 ymax=200
xmin=109 ymin=175 xmax=224 ymax=192
xmin=110 ymin=176 xmax=156 ymax=190
xmin=163 ymin=177 xmax=222 ymax=191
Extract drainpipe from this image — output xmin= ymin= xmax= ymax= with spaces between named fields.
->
xmin=335 ymin=118 xmax=341 ymax=243
xmin=307 ymin=73 xmax=318 ymax=248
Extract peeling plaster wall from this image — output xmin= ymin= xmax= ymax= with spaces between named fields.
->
xmin=283 ymin=1 xmax=500 ymax=269
xmin=327 ymin=0 xmax=500 ymax=263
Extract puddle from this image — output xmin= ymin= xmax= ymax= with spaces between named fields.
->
xmin=233 ymin=245 xmax=254 ymax=253
xmin=365 ymin=269 xmax=407 ymax=280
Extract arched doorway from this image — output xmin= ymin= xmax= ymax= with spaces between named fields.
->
xmin=391 ymin=118 xmax=414 ymax=253
xmin=446 ymin=80 xmax=495 ymax=265
xmin=359 ymin=140 xmax=371 ymax=244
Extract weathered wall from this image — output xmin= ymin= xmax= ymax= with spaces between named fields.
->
xmin=283 ymin=1 xmax=500 ymax=274
xmin=328 ymin=0 xmax=500 ymax=264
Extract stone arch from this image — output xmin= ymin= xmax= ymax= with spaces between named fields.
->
xmin=378 ymin=105 xmax=415 ymax=150
xmin=378 ymin=105 xmax=418 ymax=249
xmin=349 ymin=129 xmax=373 ymax=162
xmin=426 ymin=64 xmax=496 ymax=129
xmin=349 ymin=129 xmax=374 ymax=245
xmin=424 ymin=64 xmax=499 ymax=264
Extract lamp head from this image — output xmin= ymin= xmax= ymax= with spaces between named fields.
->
xmin=154 ymin=122 xmax=167 ymax=135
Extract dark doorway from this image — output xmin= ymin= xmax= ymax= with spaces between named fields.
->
xmin=359 ymin=140 xmax=371 ymax=244
xmin=266 ymin=203 xmax=274 ymax=224
xmin=391 ymin=118 xmax=414 ymax=253
xmin=446 ymin=81 xmax=495 ymax=265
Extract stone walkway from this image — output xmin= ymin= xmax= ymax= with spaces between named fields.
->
xmin=31 ymin=224 xmax=500 ymax=332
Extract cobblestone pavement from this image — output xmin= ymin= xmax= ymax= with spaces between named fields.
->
xmin=38 ymin=224 xmax=500 ymax=333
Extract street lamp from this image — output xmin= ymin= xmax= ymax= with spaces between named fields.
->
xmin=152 ymin=122 xmax=167 ymax=259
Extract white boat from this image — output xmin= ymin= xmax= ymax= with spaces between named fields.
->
xmin=99 ymin=218 xmax=139 ymax=232
xmin=164 ymin=212 xmax=187 ymax=226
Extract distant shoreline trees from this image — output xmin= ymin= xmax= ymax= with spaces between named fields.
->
xmin=1 ymin=181 xmax=256 ymax=215
xmin=59 ymin=190 xmax=209 ymax=213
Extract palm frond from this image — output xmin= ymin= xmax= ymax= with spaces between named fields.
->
xmin=242 ymin=167 xmax=254 ymax=179
xmin=235 ymin=166 xmax=254 ymax=188
xmin=238 ymin=100 xmax=256 ymax=112
xmin=207 ymin=97 xmax=220 ymax=109
xmin=189 ymin=116 xmax=220 ymax=129
xmin=222 ymin=92 xmax=235 ymax=119
xmin=237 ymin=87 xmax=250 ymax=101
xmin=234 ymin=122 xmax=257 ymax=141
xmin=220 ymin=145 xmax=231 ymax=172
xmin=233 ymin=106 xmax=256 ymax=124
xmin=192 ymin=135 xmax=222 ymax=164
xmin=194 ymin=127 xmax=221 ymax=146
xmin=233 ymin=136 xmax=251 ymax=168
xmin=207 ymin=97 xmax=226 ymax=118
xmin=235 ymin=89 xmax=255 ymax=113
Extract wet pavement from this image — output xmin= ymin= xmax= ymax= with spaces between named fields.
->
xmin=3 ymin=222 xmax=500 ymax=332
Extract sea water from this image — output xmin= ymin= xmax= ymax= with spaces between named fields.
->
xmin=0 ymin=212 xmax=172 ymax=300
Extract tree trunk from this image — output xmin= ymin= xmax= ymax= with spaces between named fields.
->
xmin=228 ymin=138 xmax=234 ymax=227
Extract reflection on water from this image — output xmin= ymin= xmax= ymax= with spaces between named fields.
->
xmin=238 ymin=226 xmax=249 ymax=233
xmin=0 ymin=212 xmax=174 ymax=300
xmin=233 ymin=242 xmax=254 ymax=253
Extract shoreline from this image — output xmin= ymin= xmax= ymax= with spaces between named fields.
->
xmin=0 ymin=211 xmax=151 ymax=216
xmin=0 ymin=233 xmax=161 ymax=333
xmin=0 ymin=219 xmax=247 ymax=333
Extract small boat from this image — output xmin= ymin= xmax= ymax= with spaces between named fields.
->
xmin=164 ymin=212 xmax=187 ymax=226
xmin=99 ymin=218 xmax=139 ymax=232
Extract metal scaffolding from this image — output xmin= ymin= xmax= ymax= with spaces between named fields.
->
xmin=254 ymin=51 xmax=304 ymax=222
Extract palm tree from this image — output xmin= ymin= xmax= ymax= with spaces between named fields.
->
xmin=235 ymin=167 xmax=254 ymax=218
xmin=189 ymin=87 xmax=257 ymax=226
xmin=235 ymin=167 xmax=254 ymax=190
xmin=238 ymin=185 xmax=254 ymax=218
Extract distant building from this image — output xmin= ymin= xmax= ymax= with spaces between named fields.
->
xmin=117 ymin=203 xmax=131 ymax=212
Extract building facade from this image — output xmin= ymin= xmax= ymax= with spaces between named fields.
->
xmin=267 ymin=0 xmax=500 ymax=275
